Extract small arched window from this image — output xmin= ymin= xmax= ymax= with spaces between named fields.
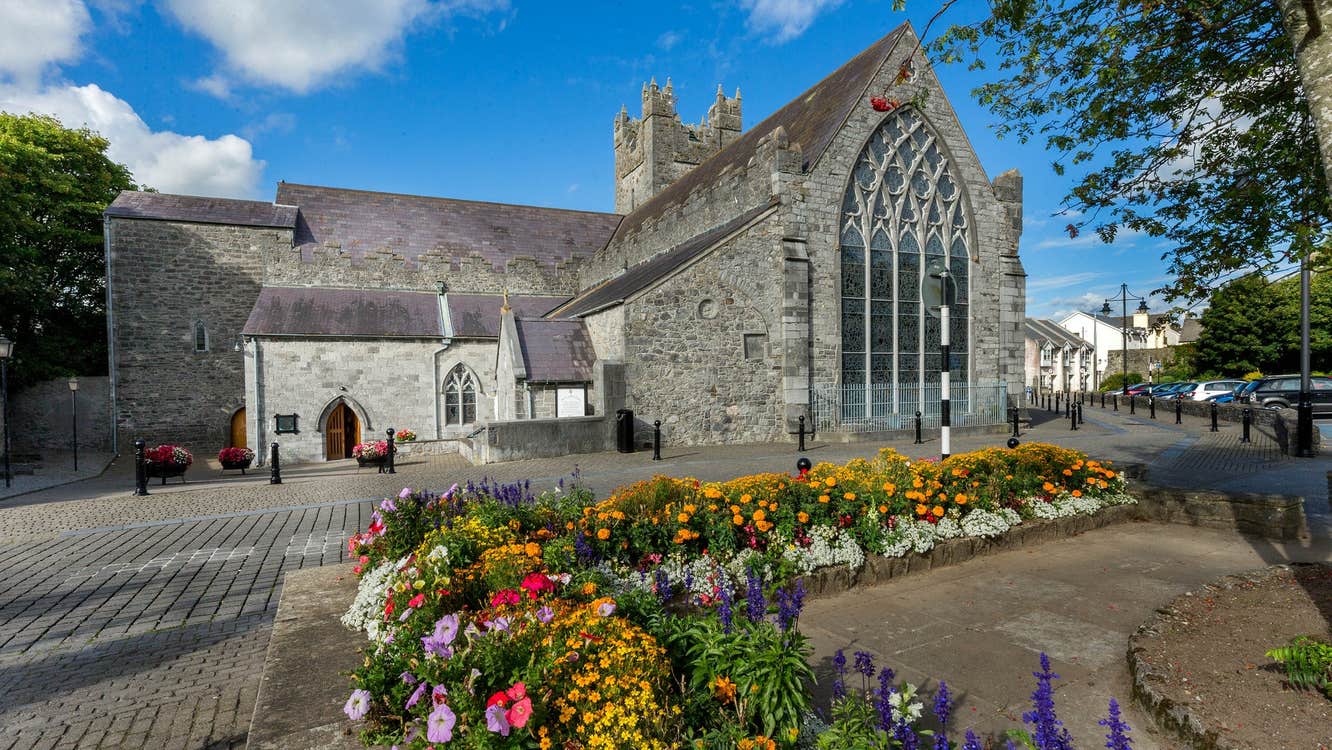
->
xmin=443 ymin=365 xmax=477 ymax=425
xmin=193 ymin=321 xmax=208 ymax=352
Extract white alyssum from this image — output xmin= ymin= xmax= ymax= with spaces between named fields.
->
xmin=878 ymin=516 xmax=936 ymax=557
xmin=781 ymin=525 xmax=864 ymax=574
xmin=933 ymin=516 xmax=963 ymax=540
xmin=959 ymin=508 xmax=1010 ymax=538
xmin=341 ymin=558 xmax=398 ymax=638
xmin=999 ymin=507 xmax=1023 ymax=526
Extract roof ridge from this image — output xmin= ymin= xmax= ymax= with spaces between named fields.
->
xmin=276 ymin=181 xmax=623 ymax=219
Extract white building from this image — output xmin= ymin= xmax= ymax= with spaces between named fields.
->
xmin=1024 ymin=319 xmax=1095 ymax=395
xmin=1057 ymin=309 xmax=1180 ymax=389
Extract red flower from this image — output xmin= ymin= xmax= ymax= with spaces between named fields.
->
xmin=490 ymin=589 xmax=521 ymax=607
xmin=408 ymin=593 xmax=425 ymax=609
xmin=486 ymin=691 xmax=509 ymax=709
xmin=520 ymin=573 xmax=555 ymax=599
xmin=870 ymin=96 xmax=899 ymax=112
xmin=505 ymin=682 xmax=527 ymax=701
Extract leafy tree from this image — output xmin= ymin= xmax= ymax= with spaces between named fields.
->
xmin=1098 ymin=371 xmax=1142 ymax=392
xmin=1193 ymin=273 xmax=1287 ymax=376
xmin=1271 ymin=268 xmax=1332 ymax=371
xmin=923 ymin=0 xmax=1331 ymax=302
xmin=0 ymin=113 xmax=138 ymax=389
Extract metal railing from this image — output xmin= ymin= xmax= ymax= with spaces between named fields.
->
xmin=812 ymin=381 xmax=1009 ymax=433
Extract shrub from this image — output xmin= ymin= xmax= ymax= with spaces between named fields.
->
xmin=1099 ymin=372 xmax=1143 ymax=392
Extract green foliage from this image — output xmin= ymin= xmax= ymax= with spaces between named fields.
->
xmin=1098 ymin=372 xmax=1142 ymax=392
xmin=1194 ymin=271 xmax=1332 ymax=376
xmin=0 ymin=113 xmax=138 ymax=388
xmin=1266 ymin=635 xmax=1332 ymax=698
xmin=930 ymin=1 xmax=1331 ymax=303
xmin=815 ymin=696 xmax=891 ymax=749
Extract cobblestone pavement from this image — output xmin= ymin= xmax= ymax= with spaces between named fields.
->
xmin=0 ymin=405 xmax=1326 ymax=748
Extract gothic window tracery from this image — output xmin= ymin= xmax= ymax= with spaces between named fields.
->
xmin=443 ymin=365 xmax=477 ymax=425
xmin=193 ymin=321 xmax=208 ymax=352
xmin=839 ymin=108 xmax=971 ymax=414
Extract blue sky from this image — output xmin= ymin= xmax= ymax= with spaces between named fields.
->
xmin=0 ymin=0 xmax=1173 ymax=319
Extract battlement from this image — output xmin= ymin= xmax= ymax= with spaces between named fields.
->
xmin=613 ymin=80 xmax=743 ymax=214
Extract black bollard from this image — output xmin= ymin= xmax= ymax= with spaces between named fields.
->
xmin=269 ymin=442 xmax=282 ymax=485
xmin=797 ymin=415 xmax=806 ymax=452
xmin=913 ymin=411 xmax=923 ymax=444
xmin=385 ymin=428 xmax=396 ymax=474
xmin=1065 ymin=398 xmax=1071 ymax=419
xmin=797 ymin=456 xmax=812 ymax=475
xmin=1010 ymin=406 xmax=1020 ymax=438
xmin=1129 ymin=395 xmax=1136 ymax=414
xmin=1070 ymin=401 xmax=1078 ymax=431
xmin=1241 ymin=408 xmax=1252 ymax=443
xmin=1100 ymin=391 xmax=1105 ymax=409
xmin=1056 ymin=392 xmax=1061 ymax=414
xmin=653 ymin=420 xmax=663 ymax=461
xmin=1149 ymin=397 xmax=1156 ymax=420
xmin=1113 ymin=394 xmax=1118 ymax=412
xmin=133 ymin=438 xmax=150 ymax=496
xmin=1210 ymin=402 xmax=1219 ymax=432
xmin=1078 ymin=402 xmax=1084 ymax=426
xmin=1175 ymin=398 xmax=1182 ymax=424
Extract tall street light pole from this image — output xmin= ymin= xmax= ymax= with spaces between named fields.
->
xmin=69 ymin=377 xmax=79 ymax=472
xmin=0 ymin=335 xmax=12 ymax=489
xmin=1101 ymin=285 xmax=1148 ymax=398
xmin=1297 ymin=255 xmax=1314 ymax=456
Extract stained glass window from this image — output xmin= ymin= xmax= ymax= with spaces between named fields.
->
xmin=839 ymin=108 xmax=972 ymax=416
xmin=444 ymin=365 xmax=478 ymax=425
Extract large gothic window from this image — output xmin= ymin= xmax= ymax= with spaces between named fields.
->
xmin=443 ymin=365 xmax=477 ymax=425
xmin=840 ymin=108 xmax=970 ymax=417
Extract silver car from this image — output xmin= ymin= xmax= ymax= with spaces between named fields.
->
xmin=1188 ymin=379 xmax=1247 ymax=401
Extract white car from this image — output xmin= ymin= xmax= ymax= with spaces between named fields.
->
xmin=1189 ymin=379 xmax=1246 ymax=401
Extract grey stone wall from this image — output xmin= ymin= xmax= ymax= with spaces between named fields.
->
xmin=108 ymin=218 xmax=286 ymax=452
xmin=8 ymin=376 xmax=112 ymax=451
xmin=434 ymin=341 xmax=499 ymax=439
xmin=798 ymin=25 xmax=1024 ymax=405
xmin=622 ymin=220 xmax=787 ymax=445
xmin=582 ymin=307 xmax=626 ymax=362
xmin=245 ymin=338 xmax=443 ymax=464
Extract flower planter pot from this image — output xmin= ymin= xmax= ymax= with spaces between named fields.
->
xmin=145 ymin=462 xmax=189 ymax=485
xmin=221 ymin=457 xmax=254 ymax=475
xmin=356 ymin=455 xmax=387 ymax=469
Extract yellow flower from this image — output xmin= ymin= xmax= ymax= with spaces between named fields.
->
xmin=878 ymin=504 xmax=888 ymax=514
xmin=797 ymin=511 xmax=809 ymax=523
xmin=677 ymin=512 xmax=690 ymax=524
xmin=932 ymin=505 xmax=945 ymax=517
xmin=824 ymin=477 xmax=837 ymax=488
xmin=882 ymin=482 xmax=896 ymax=494
xmin=733 ymin=514 xmax=744 ymax=526
xmin=596 ymin=528 xmax=611 ymax=540
xmin=818 ymin=494 xmax=830 ymax=504
xmin=1042 ymin=481 xmax=1056 ymax=492
xmin=712 ymin=675 xmax=737 ymax=703
xmin=752 ymin=509 xmax=766 ymax=522
xmin=1062 ymin=468 xmax=1073 ymax=476
xmin=843 ymin=492 xmax=856 ymax=501
xmin=915 ymin=503 xmax=928 ymax=516
xmin=1072 ymin=489 xmax=1082 ymax=497
xmin=954 ymin=493 xmax=967 ymax=504
xmin=582 ymin=581 xmax=598 ymax=596
xmin=683 ymin=504 xmax=697 ymax=514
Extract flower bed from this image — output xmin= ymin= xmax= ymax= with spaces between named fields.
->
xmin=344 ymin=444 xmax=1138 ymax=748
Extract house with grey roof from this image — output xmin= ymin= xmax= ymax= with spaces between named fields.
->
xmin=103 ymin=21 xmax=1026 ymax=464
xmin=1024 ymin=319 xmax=1096 ymax=395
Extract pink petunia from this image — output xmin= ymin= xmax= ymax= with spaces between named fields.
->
xmin=506 ymin=697 xmax=532 ymax=729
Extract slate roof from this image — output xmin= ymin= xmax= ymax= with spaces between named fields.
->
xmin=105 ymin=191 xmax=297 ymax=228
xmin=1178 ymin=317 xmax=1203 ymax=343
xmin=1025 ymin=318 xmax=1092 ymax=349
xmin=1092 ymin=311 xmax=1176 ymax=329
xmin=608 ymin=25 xmax=907 ymax=244
xmin=552 ymin=200 xmax=779 ymax=318
xmin=514 ymin=318 xmax=596 ymax=382
xmin=243 ymin=287 xmax=442 ymax=338
xmin=274 ymin=182 xmax=622 ymax=270
xmin=446 ymin=294 xmax=569 ymax=338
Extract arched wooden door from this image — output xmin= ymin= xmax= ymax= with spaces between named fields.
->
xmin=325 ymin=403 xmax=360 ymax=460
xmin=229 ymin=408 xmax=246 ymax=448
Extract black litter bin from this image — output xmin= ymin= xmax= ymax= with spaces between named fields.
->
xmin=616 ymin=409 xmax=635 ymax=453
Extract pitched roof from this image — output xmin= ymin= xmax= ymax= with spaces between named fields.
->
xmin=514 ymin=318 xmax=596 ymax=382
xmin=1025 ymin=318 xmax=1092 ymax=349
xmin=274 ymin=182 xmax=621 ymax=271
xmin=552 ymin=200 xmax=778 ymax=318
xmin=105 ymin=191 xmax=297 ymax=228
xmin=243 ymin=287 xmax=442 ymax=338
xmin=1178 ymin=317 xmax=1203 ymax=343
xmin=607 ymin=25 xmax=908 ymax=244
xmin=1095 ymin=312 xmax=1177 ymax=330
xmin=446 ymin=294 xmax=569 ymax=338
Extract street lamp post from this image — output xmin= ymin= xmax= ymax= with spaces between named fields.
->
xmin=1101 ymin=286 xmax=1148 ymax=399
xmin=68 ymin=377 xmax=79 ymax=472
xmin=0 ymin=335 xmax=12 ymax=489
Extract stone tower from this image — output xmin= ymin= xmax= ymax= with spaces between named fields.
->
xmin=613 ymin=79 xmax=742 ymax=214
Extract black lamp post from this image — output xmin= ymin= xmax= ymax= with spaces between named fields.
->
xmin=68 ymin=377 xmax=79 ymax=472
xmin=0 ymin=335 xmax=11 ymax=489
xmin=1101 ymin=287 xmax=1148 ymax=398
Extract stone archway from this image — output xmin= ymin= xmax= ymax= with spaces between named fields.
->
xmin=324 ymin=402 xmax=361 ymax=460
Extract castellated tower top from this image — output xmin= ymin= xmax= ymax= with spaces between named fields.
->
xmin=613 ymin=80 xmax=743 ymax=214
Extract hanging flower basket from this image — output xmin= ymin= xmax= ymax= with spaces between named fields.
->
xmin=218 ymin=447 xmax=255 ymax=474
xmin=144 ymin=444 xmax=193 ymax=485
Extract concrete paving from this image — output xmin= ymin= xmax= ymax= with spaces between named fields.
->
xmin=0 ymin=403 xmax=1326 ymax=748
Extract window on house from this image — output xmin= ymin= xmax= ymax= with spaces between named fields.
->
xmin=443 ymin=365 xmax=477 ymax=425
xmin=1040 ymin=347 xmax=1052 ymax=366
xmin=193 ymin=321 xmax=208 ymax=352
xmin=743 ymin=333 xmax=767 ymax=360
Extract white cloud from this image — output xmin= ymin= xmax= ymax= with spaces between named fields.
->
xmin=164 ymin=0 xmax=510 ymax=94
xmin=0 ymin=83 xmax=264 ymax=198
xmin=0 ymin=0 xmax=90 ymax=83
xmin=1027 ymin=272 xmax=1104 ymax=293
xmin=738 ymin=0 xmax=843 ymax=42
xmin=1031 ymin=226 xmax=1144 ymax=251
xmin=657 ymin=30 xmax=682 ymax=51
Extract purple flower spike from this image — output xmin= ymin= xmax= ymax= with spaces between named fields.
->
xmin=717 ymin=585 xmax=734 ymax=634
xmin=963 ymin=729 xmax=982 ymax=750
xmin=1022 ymin=653 xmax=1074 ymax=750
xmin=745 ymin=568 xmax=766 ymax=623
xmin=934 ymin=679 xmax=952 ymax=732
xmin=831 ymin=649 xmax=848 ymax=701
xmin=853 ymin=650 xmax=875 ymax=677
xmin=1099 ymin=698 xmax=1133 ymax=750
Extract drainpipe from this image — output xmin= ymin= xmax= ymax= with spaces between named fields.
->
xmin=104 ymin=219 xmax=118 ymax=456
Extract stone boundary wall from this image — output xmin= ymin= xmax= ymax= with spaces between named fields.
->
xmin=465 ymin=415 xmax=615 ymax=465
xmin=1126 ymin=564 xmax=1323 ymax=750
xmin=8 ymin=376 xmax=113 ymax=452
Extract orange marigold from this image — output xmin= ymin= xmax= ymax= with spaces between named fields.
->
xmin=596 ymin=528 xmax=610 ymax=540
xmin=932 ymin=505 xmax=945 ymax=517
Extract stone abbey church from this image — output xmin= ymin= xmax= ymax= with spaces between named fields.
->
xmin=105 ymin=23 xmax=1026 ymax=464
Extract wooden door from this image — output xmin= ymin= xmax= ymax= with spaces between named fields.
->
xmin=343 ymin=407 xmax=360 ymax=454
xmin=326 ymin=403 xmax=347 ymax=460
xmin=229 ymin=408 xmax=247 ymax=448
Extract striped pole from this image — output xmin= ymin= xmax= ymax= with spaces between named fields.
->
xmin=940 ymin=267 xmax=951 ymax=460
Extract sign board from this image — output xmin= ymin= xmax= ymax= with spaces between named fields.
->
xmin=556 ymin=387 xmax=586 ymax=418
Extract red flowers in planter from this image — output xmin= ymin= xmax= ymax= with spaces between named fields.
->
xmin=870 ymin=96 xmax=900 ymax=112
xmin=146 ymin=444 xmax=193 ymax=466
xmin=218 ymin=447 xmax=254 ymax=464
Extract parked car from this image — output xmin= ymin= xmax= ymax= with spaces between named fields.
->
xmin=1148 ymin=382 xmax=1180 ymax=397
xmin=1188 ymin=379 xmax=1247 ymax=401
xmin=1149 ymin=382 xmax=1191 ymax=400
xmin=1235 ymin=380 xmax=1262 ymax=403
xmin=1124 ymin=383 xmax=1154 ymax=396
xmin=1244 ymin=375 xmax=1332 ymax=415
